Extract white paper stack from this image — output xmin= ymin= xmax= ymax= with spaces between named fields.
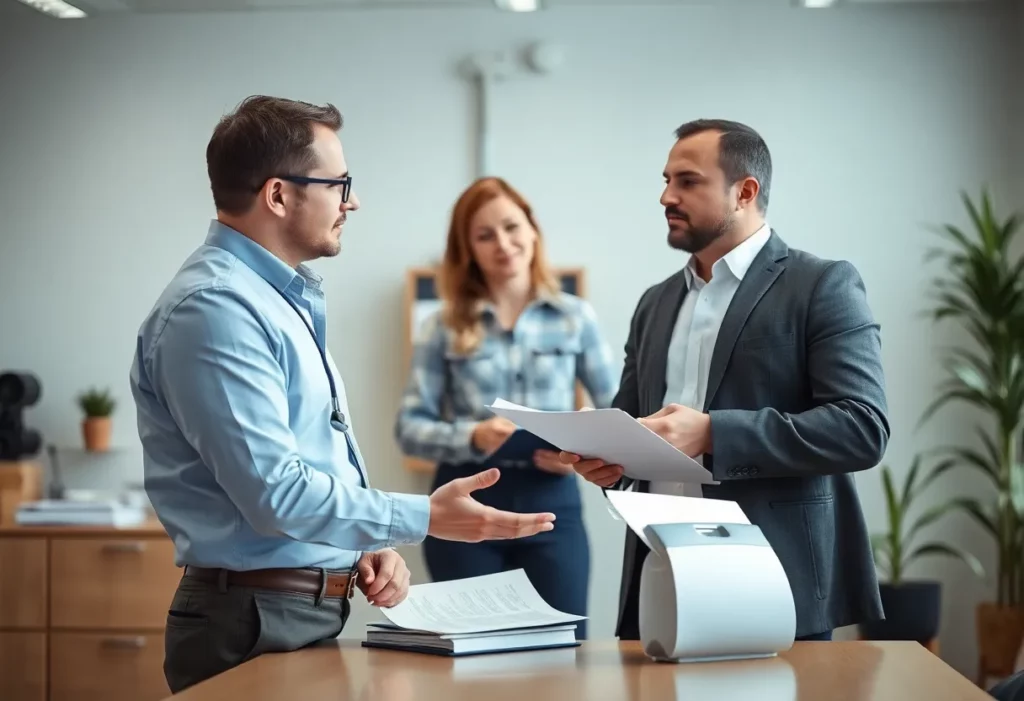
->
xmin=15 ymin=499 xmax=147 ymax=527
xmin=485 ymin=398 xmax=713 ymax=484
xmin=363 ymin=569 xmax=584 ymax=657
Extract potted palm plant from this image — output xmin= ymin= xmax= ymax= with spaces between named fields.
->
xmin=77 ymin=387 xmax=116 ymax=452
xmin=861 ymin=457 xmax=985 ymax=643
xmin=920 ymin=189 xmax=1024 ymax=679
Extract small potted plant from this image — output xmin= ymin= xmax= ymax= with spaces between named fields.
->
xmin=77 ymin=387 xmax=116 ymax=452
xmin=860 ymin=456 xmax=985 ymax=643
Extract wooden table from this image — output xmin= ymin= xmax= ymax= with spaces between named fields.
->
xmin=165 ymin=639 xmax=990 ymax=700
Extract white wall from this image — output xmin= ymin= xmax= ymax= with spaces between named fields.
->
xmin=0 ymin=1 xmax=1018 ymax=679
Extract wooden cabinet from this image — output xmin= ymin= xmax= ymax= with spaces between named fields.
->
xmin=0 ymin=521 xmax=180 ymax=701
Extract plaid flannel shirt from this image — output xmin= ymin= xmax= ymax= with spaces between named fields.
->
xmin=394 ymin=292 xmax=620 ymax=465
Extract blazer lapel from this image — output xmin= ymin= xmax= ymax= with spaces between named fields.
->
xmin=703 ymin=231 xmax=789 ymax=410
xmin=645 ymin=269 xmax=689 ymax=415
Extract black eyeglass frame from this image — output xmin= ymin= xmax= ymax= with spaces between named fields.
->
xmin=273 ymin=174 xmax=352 ymax=203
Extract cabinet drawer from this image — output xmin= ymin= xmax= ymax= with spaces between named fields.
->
xmin=50 ymin=632 xmax=168 ymax=701
xmin=0 ymin=538 xmax=47 ymax=628
xmin=50 ymin=537 xmax=180 ymax=629
xmin=0 ymin=632 xmax=46 ymax=701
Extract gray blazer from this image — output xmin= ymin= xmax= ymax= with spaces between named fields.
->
xmin=611 ymin=230 xmax=888 ymax=639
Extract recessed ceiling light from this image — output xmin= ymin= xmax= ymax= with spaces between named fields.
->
xmin=14 ymin=0 xmax=87 ymax=19
xmin=494 ymin=0 xmax=540 ymax=12
xmin=795 ymin=0 xmax=838 ymax=7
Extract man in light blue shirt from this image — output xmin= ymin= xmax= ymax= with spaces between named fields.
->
xmin=130 ymin=95 xmax=556 ymax=693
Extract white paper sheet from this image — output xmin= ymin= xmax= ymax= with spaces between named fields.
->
xmin=486 ymin=398 xmax=713 ymax=484
xmin=605 ymin=490 xmax=751 ymax=550
xmin=378 ymin=569 xmax=586 ymax=635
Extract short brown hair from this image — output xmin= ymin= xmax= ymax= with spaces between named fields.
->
xmin=206 ymin=95 xmax=343 ymax=215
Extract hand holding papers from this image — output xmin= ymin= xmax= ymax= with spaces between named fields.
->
xmin=485 ymin=398 xmax=713 ymax=484
xmin=363 ymin=570 xmax=583 ymax=656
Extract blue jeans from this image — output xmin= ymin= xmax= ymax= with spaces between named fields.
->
xmin=424 ymin=462 xmax=591 ymax=640
xmin=796 ymin=630 xmax=833 ymax=641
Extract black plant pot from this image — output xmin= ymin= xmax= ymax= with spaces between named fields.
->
xmin=859 ymin=580 xmax=942 ymax=642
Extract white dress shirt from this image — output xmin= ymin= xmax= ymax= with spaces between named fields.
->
xmin=651 ymin=223 xmax=771 ymax=496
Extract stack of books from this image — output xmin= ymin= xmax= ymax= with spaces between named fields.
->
xmin=15 ymin=498 xmax=147 ymax=527
xmin=362 ymin=569 xmax=585 ymax=657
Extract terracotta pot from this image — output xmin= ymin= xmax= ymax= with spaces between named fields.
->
xmin=82 ymin=417 xmax=112 ymax=452
xmin=977 ymin=602 xmax=1024 ymax=678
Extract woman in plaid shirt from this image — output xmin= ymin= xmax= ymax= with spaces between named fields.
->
xmin=394 ymin=177 xmax=619 ymax=639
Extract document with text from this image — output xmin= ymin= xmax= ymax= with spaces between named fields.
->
xmin=605 ymin=490 xmax=751 ymax=550
xmin=485 ymin=398 xmax=714 ymax=484
xmin=377 ymin=569 xmax=586 ymax=635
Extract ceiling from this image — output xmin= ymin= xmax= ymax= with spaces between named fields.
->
xmin=0 ymin=0 xmax=993 ymax=17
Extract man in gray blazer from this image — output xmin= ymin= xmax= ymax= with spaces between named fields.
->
xmin=564 ymin=119 xmax=889 ymax=641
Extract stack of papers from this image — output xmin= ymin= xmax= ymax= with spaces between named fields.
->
xmin=15 ymin=499 xmax=147 ymax=527
xmin=485 ymin=398 xmax=713 ymax=484
xmin=363 ymin=569 xmax=584 ymax=657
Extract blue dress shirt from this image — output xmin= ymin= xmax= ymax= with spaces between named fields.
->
xmin=130 ymin=221 xmax=431 ymax=571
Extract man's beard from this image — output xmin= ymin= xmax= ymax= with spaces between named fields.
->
xmin=285 ymin=211 xmax=346 ymax=260
xmin=666 ymin=208 xmax=731 ymax=254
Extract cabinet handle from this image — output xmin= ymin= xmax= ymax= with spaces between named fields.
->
xmin=102 ymin=636 xmax=146 ymax=649
xmin=102 ymin=541 xmax=146 ymax=554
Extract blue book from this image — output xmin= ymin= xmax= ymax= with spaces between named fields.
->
xmin=480 ymin=429 xmax=561 ymax=469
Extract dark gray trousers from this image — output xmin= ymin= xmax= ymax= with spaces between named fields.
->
xmin=163 ymin=571 xmax=351 ymax=694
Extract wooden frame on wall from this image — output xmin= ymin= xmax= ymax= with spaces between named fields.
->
xmin=400 ymin=266 xmax=588 ymax=474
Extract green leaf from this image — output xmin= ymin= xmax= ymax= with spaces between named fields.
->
xmin=976 ymin=427 xmax=1003 ymax=475
xmin=922 ymin=449 xmax=999 ymax=490
xmin=881 ymin=466 xmax=901 ymax=531
xmin=901 ymin=455 xmax=921 ymax=513
xmin=1011 ymin=463 xmax=1024 ymax=519
xmin=905 ymin=541 xmax=986 ymax=579
xmin=919 ymin=387 xmax=989 ymax=427
xmin=947 ymin=498 xmax=998 ymax=537
xmin=905 ymin=498 xmax=970 ymax=543
xmin=915 ymin=456 xmax=960 ymax=493
xmin=77 ymin=387 xmax=116 ymax=417
xmin=870 ymin=533 xmax=891 ymax=575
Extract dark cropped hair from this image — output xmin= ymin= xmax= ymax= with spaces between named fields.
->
xmin=674 ymin=118 xmax=772 ymax=212
xmin=206 ymin=95 xmax=343 ymax=215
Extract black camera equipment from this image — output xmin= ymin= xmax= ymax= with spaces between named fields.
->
xmin=0 ymin=371 xmax=43 ymax=461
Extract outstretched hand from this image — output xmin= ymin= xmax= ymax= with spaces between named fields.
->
xmin=428 ymin=468 xmax=556 ymax=542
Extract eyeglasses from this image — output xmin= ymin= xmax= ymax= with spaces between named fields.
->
xmin=275 ymin=174 xmax=352 ymax=203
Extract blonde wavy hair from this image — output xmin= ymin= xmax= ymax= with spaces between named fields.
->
xmin=437 ymin=177 xmax=560 ymax=355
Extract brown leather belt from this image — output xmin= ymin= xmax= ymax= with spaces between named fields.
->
xmin=184 ymin=566 xmax=358 ymax=599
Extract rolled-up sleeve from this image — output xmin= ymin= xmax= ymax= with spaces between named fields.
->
xmin=146 ymin=287 xmax=430 ymax=550
xmin=393 ymin=314 xmax=482 ymax=465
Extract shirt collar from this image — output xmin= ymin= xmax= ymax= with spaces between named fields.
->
xmin=684 ymin=222 xmax=771 ymax=286
xmin=473 ymin=285 xmax=567 ymax=319
xmin=204 ymin=220 xmax=321 ymax=294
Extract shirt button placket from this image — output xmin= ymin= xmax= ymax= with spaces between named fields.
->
xmin=509 ymin=339 xmax=525 ymax=405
